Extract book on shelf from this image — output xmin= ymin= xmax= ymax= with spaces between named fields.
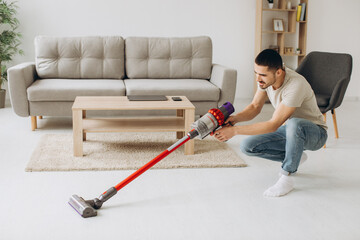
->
xmin=300 ymin=3 xmax=306 ymax=21
xmin=296 ymin=4 xmax=302 ymax=21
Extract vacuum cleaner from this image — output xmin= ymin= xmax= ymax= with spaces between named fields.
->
xmin=68 ymin=102 xmax=234 ymax=218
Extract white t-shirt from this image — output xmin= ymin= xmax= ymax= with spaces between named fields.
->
xmin=260 ymin=67 xmax=327 ymax=130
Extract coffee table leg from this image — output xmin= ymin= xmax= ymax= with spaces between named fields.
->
xmin=176 ymin=109 xmax=185 ymax=139
xmin=73 ymin=109 xmax=83 ymax=157
xmin=82 ymin=110 xmax=86 ymax=141
xmin=184 ymin=108 xmax=195 ymax=155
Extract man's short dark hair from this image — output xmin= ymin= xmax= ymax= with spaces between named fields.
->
xmin=255 ymin=49 xmax=283 ymax=71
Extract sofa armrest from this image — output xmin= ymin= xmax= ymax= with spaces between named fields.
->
xmin=7 ymin=62 xmax=37 ymax=117
xmin=209 ymin=64 xmax=237 ymax=105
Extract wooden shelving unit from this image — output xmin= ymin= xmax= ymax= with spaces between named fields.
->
xmin=255 ymin=0 xmax=308 ymax=67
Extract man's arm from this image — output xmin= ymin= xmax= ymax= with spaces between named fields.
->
xmin=214 ymin=102 xmax=296 ymax=142
xmin=227 ymin=89 xmax=267 ymax=124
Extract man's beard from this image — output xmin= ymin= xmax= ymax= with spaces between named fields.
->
xmin=258 ymin=81 xmax=268 ymax=89
xmin=258 ymin=75 xmax=276 ymax=89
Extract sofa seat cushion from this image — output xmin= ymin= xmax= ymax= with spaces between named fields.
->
xmin=27 ymin=79 xmax=125 ymax=101
xmin=124 ymin=79 xmax=220 ymax=101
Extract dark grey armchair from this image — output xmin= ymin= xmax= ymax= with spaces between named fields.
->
xmin=296 ymin=51 xmax=353 ymax=138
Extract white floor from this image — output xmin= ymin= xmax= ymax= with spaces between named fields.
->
xmin=1 ymin=98 xmax=360 ymax=240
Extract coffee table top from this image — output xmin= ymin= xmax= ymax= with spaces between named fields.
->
xmin=72 ymin=96 xmax=195 ymax=110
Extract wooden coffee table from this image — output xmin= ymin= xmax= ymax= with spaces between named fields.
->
xmin=72 ymin=96 xmax=195 ymax=157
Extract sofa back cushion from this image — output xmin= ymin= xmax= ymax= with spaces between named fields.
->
xmin=125 ymin=36 xmax=212 ymax=79
xmin=35 ymin=36 xmax=125 ymax=79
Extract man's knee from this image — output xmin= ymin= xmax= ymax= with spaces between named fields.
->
xmin=286 ymin=118 xmax=304 ymax=138
xmin=286 ymin=118 xmax=302 ymax=129
xmin=240 ymin=137 xmax=257 ymax=156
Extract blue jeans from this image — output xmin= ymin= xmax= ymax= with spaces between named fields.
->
xmin=240 ymin=118 xmax=328 ymax=175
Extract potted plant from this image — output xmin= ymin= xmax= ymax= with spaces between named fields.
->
xmin=267 ymin=0 xmax=274 ymax=9
xmin=0 ymin=0 xmax=23 ymax=108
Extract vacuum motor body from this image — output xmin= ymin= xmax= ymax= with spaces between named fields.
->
xmin=192 ymin=102 xmax=234 ymax=139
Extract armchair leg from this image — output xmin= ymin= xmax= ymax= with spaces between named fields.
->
xmin=31 ymin=116 xmax=37 ymax=131
xmin=322 ymin=113 xmax=326 ymax=148
xmin=331 ymin=109 xmax=339 ymax=138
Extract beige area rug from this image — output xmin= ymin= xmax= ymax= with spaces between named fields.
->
xmin=26 ymin=132 xmax=246 ymax=172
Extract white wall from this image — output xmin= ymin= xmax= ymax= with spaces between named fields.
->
xmin=307 ymin=0 xmax=360 ymax=99
xmin=5 ymin=0 xmax=360 ymax=99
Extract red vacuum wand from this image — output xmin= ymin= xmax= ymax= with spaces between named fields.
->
xmin=69 ymin=102 xmax=235 ymax=218
xmin=114 ymin=134 xmax=191 ymax=191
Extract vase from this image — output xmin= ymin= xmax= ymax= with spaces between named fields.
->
xmin=287 ymin=1 xmax=292 ymax=9
xmin=268 ymin=3 xmax=274 ymax=9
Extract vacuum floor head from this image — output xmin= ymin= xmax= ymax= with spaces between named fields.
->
xmin=68 ymin=195 xmax=97 ymax=218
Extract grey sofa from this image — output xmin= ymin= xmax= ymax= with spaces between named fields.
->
xmin=8 ymin=36 xmax=237 ymax=129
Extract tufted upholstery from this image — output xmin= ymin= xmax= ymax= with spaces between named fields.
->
xmin=35 ymin=36 xmax=125 ymax=79
xmin=8 ymin=36 xmax=237 ymax=119
xmin=125 ymin=36 xmax=212 ymax=79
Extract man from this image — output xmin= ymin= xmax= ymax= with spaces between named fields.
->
xmin=213 ymin=49 xmax=328 ymax=197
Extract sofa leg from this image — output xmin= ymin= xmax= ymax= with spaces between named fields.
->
xmin=31 ymin=116 xmax=37 ymax=131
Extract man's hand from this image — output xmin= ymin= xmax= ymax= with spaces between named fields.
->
xmin=211 ymin=126 xmax=236 ymax=142
xmin=224 ymin=115 xmax=239 ymax=126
